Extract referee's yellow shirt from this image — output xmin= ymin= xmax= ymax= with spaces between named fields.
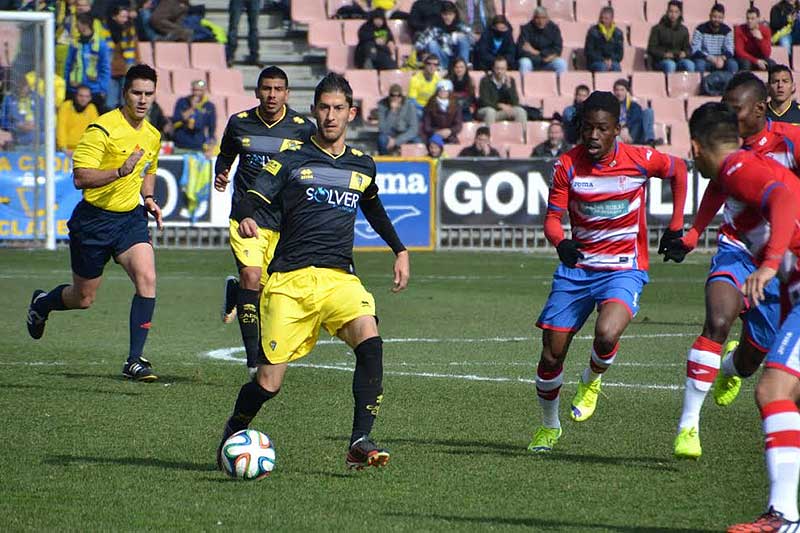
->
xmin=72 ymin=108 xmax=161 ymax=212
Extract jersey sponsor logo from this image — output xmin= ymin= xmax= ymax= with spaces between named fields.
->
xmin=725 ymin=162 xmax=743 ymax=176
xmin=300 ymin=168 xmax=314 ymax=180
xmin=237 ymin=111 xmax=248 ymax=118
xmin=578 ymin=199 xmax=630 ymax=218
xmin=306 ymin=186 xmax=360 ymax=212
xmin=265 ymin=159 xmax=282 ymax=176
xmin=279 ymin=138 xmax=303 ymax=152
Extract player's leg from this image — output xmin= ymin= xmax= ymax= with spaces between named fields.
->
xmin=117 ymin=242 xmax=158 ymax=382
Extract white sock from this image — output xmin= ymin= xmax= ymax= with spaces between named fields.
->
xmin=763 ymin=400 xmax=800 ymax=522
xmin=678 ymin=336 xmax=721 ymax=431
xmin=538 ymin=396 xmax=561 ymax=429
xmin=582 ymin=367 xmax=600 ymax=384
xmin=720 ymin=352 xmax=741 ymax=378
xmin=536 ymin=366 xmax=563 ymax=430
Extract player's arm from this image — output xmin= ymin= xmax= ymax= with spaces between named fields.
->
xmin=684 ymin=181 xmax=726 ymax=249
xmin=648 ymin=152 xmax=690 ymax=262
xmin=232 ymin=159 xmax=286 ymax=237
xmin=544 ymin=158 xmax=583 ymax=267
xmin=359 ymin=187 xmax=409 ymax=292
xmin=72 ymin=125 xmax=143 ymax=189
xmin=139 ymin=140 xmax=162 ymax=228
xmin=214 ymin=120 xmax=237 ymax=192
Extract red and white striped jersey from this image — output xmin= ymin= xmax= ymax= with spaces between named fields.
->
xmin=547 ymin=142 xmax=685 ymax=271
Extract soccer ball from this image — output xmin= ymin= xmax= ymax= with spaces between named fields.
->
xmin=220 ymin=429 xmax=276 ymax=480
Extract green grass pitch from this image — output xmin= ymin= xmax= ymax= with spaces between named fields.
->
xmin=0 ymin=249 xmax=768 ymax=531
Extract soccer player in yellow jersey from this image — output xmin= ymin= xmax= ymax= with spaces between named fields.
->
xmin=217 ymin=73 xmax=410 ymax=470
xmin=26 ymin=64 xmax=163 ymax=382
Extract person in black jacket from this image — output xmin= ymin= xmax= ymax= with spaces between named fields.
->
xmin=408 ymin=0 xmax=444 ymax=38
xmin=458 ymin=126 xmax=500 ymax=157
xmin=355 ymin=9 xmax=398 ymax=70
xmin=517 ymin=7 xmax=567 ymax=74
xmin=584 ymin=6 xmax=623 ymax=72
xmin=474 ymin=14 xmax=516 ymax=71
xmin=770 ymin=0 xmax=800 ymax=50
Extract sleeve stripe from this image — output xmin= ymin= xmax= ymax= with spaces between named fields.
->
xmin=547 ymin=203 xmax=565 ymax=212
xmin=86 ymin=124 xmax=110 ymax=136
xmin=246 ymin=189 xmax=271 ymax=204
xmin=761 ymin=182 xmax=784 ymax=212
xmin=667 ymin=156 xmax=675 ymax=177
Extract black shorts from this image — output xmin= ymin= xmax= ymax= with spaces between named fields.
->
xmin=67 ymin=200 xmax=150 ymax=279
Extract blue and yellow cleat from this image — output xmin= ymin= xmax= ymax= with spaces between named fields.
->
xmin=527 ymin=426 xmax=562 ymax=453
xmin=673 ymin=426 xmax=701 ymax=459
xmin=714 ymin=340 xmax=742 ymax=407
xmin=570 ymin=378 xmax=601 ymax=422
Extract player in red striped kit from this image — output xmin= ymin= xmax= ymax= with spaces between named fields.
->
xmin=528 ymin=91 xmax=688 ymax=453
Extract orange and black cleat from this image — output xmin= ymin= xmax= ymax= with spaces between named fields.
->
xmin=727 ymin=507 xmax=800 ymax=533
xmin=346 ymin=436 xmax=390 ymax=470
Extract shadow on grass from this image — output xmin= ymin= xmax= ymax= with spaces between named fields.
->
xmin=2 ymin=383 xmax=142 ymax=397
xmin=55 ymin=371 xmax=200 ymax=384
xmin=383 ymin=512 xmax=718 ymax=532
xmin=46 ymin=454 xmax=216 ymax=472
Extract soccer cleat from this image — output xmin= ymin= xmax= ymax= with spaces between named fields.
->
xmin=673 ymin=426 xmax=702 ymax=459
xmin=26 ymin=289 xmax=48 ymax=339
xmin=122 ymin=358 xmax=158 ymax=382
xmin=570 ymin=377 xmax=602 ymax=422
xmin=216 ymin=420 xmax=237 ymax=471
xmin=714 ymin=340 xmax=742 ymax=407
xmin=527 ymin=426 xmax=562 ymax=453
xmin=346 ymin=436 xmax=390 ymax=469
xmin=221 ymin=276 xmax=238 ymax=324
xmin=727 ymin=507 xmax=800 ymax=532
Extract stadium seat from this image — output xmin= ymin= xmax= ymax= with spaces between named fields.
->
xmin=469 ymin=71 xmax=485 ymax=92
xmin=226 ymin=94 xmax=256 ymax=116
xmin=345 ymin=69 xmax=380 ymax=99
xmin=628 ymin=24 xmax=650 ymax=48
xmin=594 ymin=71 xmax=631 ymax=91
xmin=154 ymin=42 xmax=190 ymax=69
xmin=156 ymin=92 xmax=178 ymax=118
xmin=559 ymin=21 xmax=592 ymax=47
xmin=540 ymin=0 xmax=575 ymax=21
xmin=490 ymin=121 xmax=525 ymax=144
xmin=506 ymin=143 xmax=531 ymax=158
xmin=686 ymin=95 xmax=717 ymax=118
xmin=327 ymin=0 xmax=355 ymax=18
xmin=387 ymin=19 xmax=412 ymax=45
xmin=358 ymin=93 xmax=382 ymax=122
xmin=751 ymin=0 xmax=772 ymax=14
xmin=191 ymin=43 xmax=227 ymax=70
xmin=505 ymin=0 xmax=539 ymax=21
xmin=631 ymin=72 xmax=667 ymax=98
xmin=724 ymin=0 xmax=757 ymax=20
xmin=400 ymin=143 xmax=427 ymax=157
xmin=653 ymin=122 xmax=669 ymax=146
xmin=308 ymin=20 xmax=342 ymax=49
xmin=668 ymin=122 xmax=691 ymax=155
xmin=460 ymin=121 xmax=486 ymax=144
xmin=443 ymin=143 xmax=465 ymax=157
xmin=207 ymin=94 xmax=227 ymax=140
xmin=542 ymin=95 xmax=573 ymax=118
xmin=527 ymin=120 xmax=551 ymax=146
xmin=342 ymin=20 xmax=363 ymax=47
xmin=522 ymin=95 xmax=544 ymax=109
xmin=290 ymin=0 xmax=325 ymax=25
xmin=137 ymin=41 xmax=154 ymax=66
xmin=379 ymin=69 xmax=413 ymax=94
xmin=326 ymin=45 xmax=356 ymax=71
xmin=155 ymin=67 xmax=172 ymax=92
xmin=620 ymin=46 xmax=647 ymax=71
xmin=208 ymin=68 xmax=245 ymax=97
xmin=649 ymin=97 xmax=686 ymax=124
xmin=574 ymin=0 xmax=610 ymax=23
xmin=773 ymin=46 xmax=791 ymax=68
xmin=522 ymin=71 xmax=559 ymax=98
xmin=652 ymin=0 xmax=709 ymax=24
xmin=569 ymin=47 xmax=587 ymax=70
xmin=559 ymin=71 xmax=593 ymax=97
xmin=610 ymin=0 xmax=646 ymax=24
xmin=667 ymin=72 xmax=701 ymax=98
xmin=752 ymin=70 xmax=769 ymax=84
xmin=171 ymin=68 xmax=207 ymax=95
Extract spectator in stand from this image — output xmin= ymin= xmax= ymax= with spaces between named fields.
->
xmin=136 ymin=0 xmax=158 ymax=41
xmin=647 ymin=0 xmax=694 ymax=73
xmin=377 ymin=83 xmax=420 ymax=155
xmin=735 ymin=7 xmax=774 ymax=71
xmin=421 ymin=79 xmax=462 ymax=144
xmin=426 ymin=132 xmax=445 ymax=159
xmin=447 ymin=57 xmax=476 ymax=121
xmin=0 ymin=80 xmax=45 ymax=149
xmin=585 ymin=6 xmax=624 ymax=72
xmin=456 ymin=0 xmax=495 ymax=37
xmin=531 ymin=121 xmax=571 ymax=158
xmin=691 ymin=3 xmax=738 ymax=73
xmin=408 ymin=0 xmax=444 ymax=37
xmin=517 ymin=7 xmax=567 ymax=75
xmin=477 ymin=55 xmax=527 ymax=126
xmin=767 ymin=64 xmax=800 ymax=123
xmin=458 ymin=126 xmax=500 ymax=157
xmin=414 ymin=1 xmax=472 ymax=70
xmin=562 ymin=83 xmax=590 ymax=144
xmin=148 ymin=100 xmax=174 ymax=139
xmin=150 ymin=0 xmax=192 ymax=42
xmin=408 ymin=54 xmax=442 ymax=117
xmin=613 ymin=78 xmax=657 ymax=145
xmin=172 ymin=79 xmax=217 ymax=157
xmin=56 ymin=84 xmax=98 ymax=155
xmin=55 ymin=0 xmax=80 ymax=76
xmin=226 ymin=0 xmax=261 ymax=67
xmin=770 ymin=0 xmax=800 ymax=51
xmin=105 ymin=5 xmax=138 ymax=110
xmin=64 ymin=12 xmax=111 ymax=112
xmin=475 ymin=14 xmax=516 ymax=71
xmin=355 ymin=9 xmax=398 ymax=70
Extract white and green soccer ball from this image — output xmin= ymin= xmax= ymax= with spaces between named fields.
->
xmin=220 ymin=429 xmax=276 ymax=480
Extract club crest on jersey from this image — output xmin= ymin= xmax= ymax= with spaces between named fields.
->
xmin=293 ymin=116 xmax=305 ymax=124
xmin=237 ymin=111 xmax=248 ymax=118
xmin=264 ymin=159 xmax=282 ymax=175
xmin=300 ymin=168 xmax=314 ymax=180
xmin=280 ymin=138 xmax=303 ymax=152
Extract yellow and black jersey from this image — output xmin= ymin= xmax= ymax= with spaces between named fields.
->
xmin=237 ymin=137 xmax=404 ymax=274
xmin=767 ymin=100 xmax=800 ymax=125
xmin=72 ymin=108 xmax=161 ymax=212
xmin=217 ymin=104 xmax=316 ymax=229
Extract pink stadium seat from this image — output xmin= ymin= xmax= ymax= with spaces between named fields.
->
xmin=632 ymin=72 xmax=667 ymax=98
xmin=460 ymin=121 xmax=486 ymax=144
xmin=505 ymin=0 xmax=539 ymax=20
xmin=358 ymin=93 xmax=382 ymax=122
xmin=379 ymin=70 xmax=413 ymax=95
xmin=653 ymin=122 xmax=668 ymax=146
xmin=669 ymin=122 xmax=691 ymax=154
xmin=522 ymin=71 xmax=559 ymax=98
xmin=542 ymin=95 xmax=574 ymax=118
xmin=191 ymin=43 xmax=227 ymax=70
xmin=326 ymin=46 xmax=356 ymax=71
xmin=620 ymin=46 xmax=647 ymax=71
xmin=667 ymin=72 xmax=702 ymax=98
xmin=400 ymin=143 xmax=428 ymax=157
xmin=387 ymin=19 xmax=412 ymax=45
xmin=575 ymin=0 xmax=610 ymax=23
xmin=342 ymin=20 xmax=363 ymax=47
xmin=156 ymin=92 xmax=178 ymax=118
xmin=137 ymin=41 xmax=154 ymax=66
xmin=647 ymin=0 xmax=709 ymax=24
xmin=308 ymin=20 xmax=342 ymax=49
xmin=568 ymin=47 xmax=586 ymax=70
xmin=394 ymin=0 xmax=415 ymax=11
xmin=541 ymin=0 xmax=575 ymax=21
xmin=226 ymin=94 xmax=256 ymax=116
xmin=522 ymin=95 xmax=544 ymax=109
xmin=469 ymin=71 xmax=485 ymax=91
xmin=628 ymin=23 xmax=650 ymax=48
xmin=559 ymin=21 xmax=592 ymax=47
xmin=395 ymin=43 xmax=414 ymax=65
xmin=443 ymin=143 xmax=465 ymax=157
xmin=490 ymin=121 xmax=525 ymax=144
xmin=752 ymin=71 xmax=769 ymax=84
xmin=724 ymin=0 xmax=757 ymax=20
xmin=154 ymin=42 xmax=190 ymax=69
xmin=559 ymin=71 xmax=593 ymax=97
xmin=208 ymin=68 xmax=245 ymax=97
xmin=207 ymin=94 xmax=227 ymax=140
xmin=507 ymin=143 xmax=531 ymax=158
xmin=773 ymin=46 xmax=791 ymax=68
xmin=751 ymin=0 xmax=772 ymax=14
xmin=155 ymin=67 xmax=172 ymax=92
xmin=649 ymin=97 xmax=686 ymax=125
xmin=686 ymin=95 xmax=718 ymax=117
xmin=527 ymin=120 xmax=551 ymax=146
xmin=610 ymin=0 xmax=646 ymax=24
xmin=290 ymin=0 xmax=325 ymax=25
xmin=593 ymin=71 xmax=630 ymax=91
xmin=345 ymin=69 xmax=380 ymax=98
xmin=170 ymin=68 xmax=207 ymax=95
xmin=327 ymin=0 xmax=354 ymax=18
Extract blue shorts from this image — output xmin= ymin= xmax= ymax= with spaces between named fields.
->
xmin=536 ymin=265 xmax=649 ymax=333
xmin=707 ymin=241 xmax=780 ymax=352
xmin=765 ymin=303 xmax=800 ymax=378
xmin=67 ymin=200 xmax=150 ymax=279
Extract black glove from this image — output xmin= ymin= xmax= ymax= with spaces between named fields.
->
xmin=556 ymin=239 xmax=584 ymax=268
xmin=658 ymin=229 xmax=686 ymax=263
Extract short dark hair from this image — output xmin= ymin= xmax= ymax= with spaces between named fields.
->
xmin=314 ymin=72 xmax=353 ymax=107
xmin=122 ymin=64 xmax=157 ymax=93
xmin=257 ymin=66 xmax=289 ymax=89
xmin=747 ymin=6 xmax=760 ymax=17
xmin=769 ymin=63 xmax=794 ymax=82
xmin=600 ymin=6 xmax=614 ymax=17
xmin=76 ymin=12 xmax=94 ymax=27
xmin=575 ymin=84 xmax=590 ymax=94
xmin=582 ymin=91 xmax=620 ymax=122
xmin=724 ymin=71 xmax=768 ymax=102
xmin=613 ymin=78 xmax=630 ymax=91
xmin=476 ymin=126 xmax=490 ymax=138
xmin=667 ymin=0 xmax=683 ymax=13
xmin=711 ymin=2 xmax=724 ymax=14
xmin=493 ymin=55 xmax=508 ymax=66
xmin=689 ymin=102 xmax=739 ymax=149
xmin=109 ymin=4 xmax=127 ymax=17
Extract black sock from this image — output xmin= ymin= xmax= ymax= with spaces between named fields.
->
xmin=34 ymin=284 xmax=68 ymax=315
xmin=228 ymin=380 xmax=278 ymax=432
xmin=351 ymin=336 xmax=384 ymax=446
xmin=236 ymin=288 xmax=260 ymax=368
xmin=128 ymin=295 xmax=155 ymax=362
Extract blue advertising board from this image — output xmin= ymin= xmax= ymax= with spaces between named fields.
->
xmin=355 ymin=158 xmax=435 ymax=250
